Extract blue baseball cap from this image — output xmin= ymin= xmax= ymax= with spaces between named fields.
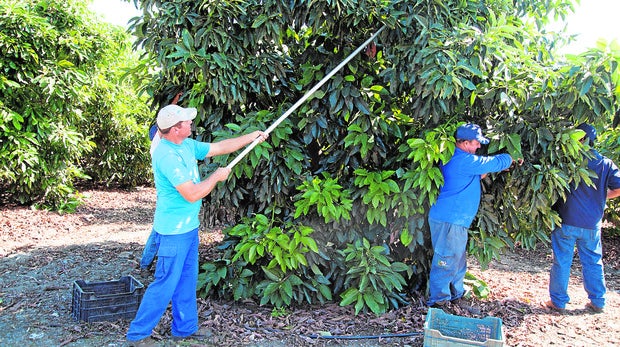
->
xmin=456 ymin=123 xmax=489 ymax=144
xmin=577 ymin=123 xmax=596 ymax=143
xmin=148 ymin=124 xmax=158 ymax=141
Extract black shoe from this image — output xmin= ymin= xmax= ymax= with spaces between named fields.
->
xmin=429 ymin=300 xmax=447 ymax=308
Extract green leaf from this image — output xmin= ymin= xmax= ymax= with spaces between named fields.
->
xmin=339 ymin=288 xmax=360 ymax=306
xmin=363 ymin=292 xmax=380 ymax=314
xmin=579 ymin=76 xmax=593 ymax=96
xmin=182 ymin=29 xmax=194 ymax=49
xmin=262 ymin=266 xmax=281 ymax=282
xmin=400 ymin=228 xmax=413 ymax=246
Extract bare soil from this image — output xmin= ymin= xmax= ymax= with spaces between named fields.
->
xmin=0 ymin=187 xmax=619 ymax=347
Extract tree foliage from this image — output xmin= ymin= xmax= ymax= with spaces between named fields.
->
xmin=132 ymin=0 xmax=620 ymax=314
xmin=0 ymin=0 xmax=153 ymax=211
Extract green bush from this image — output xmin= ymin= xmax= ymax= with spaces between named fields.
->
xmin=0 ymin=0 xmax=153 ymax=210
xmin=339 ymin=238 xmax=410 ymax=315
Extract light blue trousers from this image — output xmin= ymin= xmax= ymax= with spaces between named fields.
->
xmin=127 ymin=228 xmax=200 ymax=341
xmin=549 ymin=224 xmax=606 ymax=309
xmin=427 ymin=219 xmax=468 ymax=306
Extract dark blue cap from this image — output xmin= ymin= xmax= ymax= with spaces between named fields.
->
xmin=149 ymin=124 xmax=158 ymax=141
xmin=577 ymin=123 xmax=596 ymax=143
xmin=456 ymin=123 xmax=489 ymax=144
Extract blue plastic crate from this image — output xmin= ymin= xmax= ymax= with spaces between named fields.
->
xmin=71 ymin=275 xmax=144 ymax=323
xmin=424 ymin=308 xmax=504 ymax=347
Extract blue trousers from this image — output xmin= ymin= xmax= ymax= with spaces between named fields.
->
xmin=549 ymin=224 xmax=606 ymax=309
xmin=427 ymin=219 xmax=468 ymax=306
xmin=127 ymin=228 xmax=200 ymax=341
xmin=140 ymin=228 xmax=157 ymax=269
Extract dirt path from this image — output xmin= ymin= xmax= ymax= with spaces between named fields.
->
xmin=0 ymin=187 xmax=618 ymax=346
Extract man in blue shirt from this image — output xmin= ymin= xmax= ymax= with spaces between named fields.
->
xmin=127 ymin=104 xmax=268 ymax=345
xmin=546 ymin=123 xmax=620 ymax=313
xmin=427 ymin=123 xmax=515 ymax=308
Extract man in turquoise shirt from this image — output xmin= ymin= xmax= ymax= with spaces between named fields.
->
xmin=127 ymin=104 xmax=268 ymax=345
xmin=427 ymin=123 xmax=515 ymax=308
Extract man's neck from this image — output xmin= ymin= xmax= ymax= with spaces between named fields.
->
xmin=455 ymin=143 xmax=467 ymax=152
xmin=162 ymin=133 xmax=185 ymax=145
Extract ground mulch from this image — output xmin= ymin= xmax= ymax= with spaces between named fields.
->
xmin=1 ymin=187 xmax=618 ymax=346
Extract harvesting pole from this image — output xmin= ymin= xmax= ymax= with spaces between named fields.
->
xmin=226 ymin=25 xmax=387 ymax=170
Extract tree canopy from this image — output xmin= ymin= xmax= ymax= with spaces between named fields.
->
xmin=128 ymin=0 xmax=620 ymax=314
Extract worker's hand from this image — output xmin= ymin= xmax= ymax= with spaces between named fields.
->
xmin=171 ymin=92 xmax=183 ymax=105
xmin=212 ymin=167 xmax=231 ymax=182
xmin=254 ymin=130 xmax=269 ymax=143
xmin=505 ymin=157 xmax=524 ymax=171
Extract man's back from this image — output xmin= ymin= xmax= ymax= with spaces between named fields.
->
xmin=557 ymin=150 xmax=620 ymax=230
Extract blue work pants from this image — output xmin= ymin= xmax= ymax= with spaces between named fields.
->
xmin=427 ymin=219 xmax=468 ymax=306
xmin=549 ymin=224 xmax=606 ymax=309
xmin=127 ymin=228 xmax=200 ymax=341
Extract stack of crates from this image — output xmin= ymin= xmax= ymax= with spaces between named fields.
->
xmin=424 ymin=308 xmax=505 ymax=346
xmin=71 ymin=275 xmax=145 ymax=323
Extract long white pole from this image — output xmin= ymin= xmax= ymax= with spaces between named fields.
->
xmin=226 ymin=25 xmax=386 ymax=170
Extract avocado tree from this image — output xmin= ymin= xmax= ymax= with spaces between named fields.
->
xmin=131 ymin=0 xmax=619 ymax=314
xmin=0 ymin=0 xmax=153 ymax=211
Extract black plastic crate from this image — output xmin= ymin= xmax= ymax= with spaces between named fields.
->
xmin=71 ymin=275 xmax=144 ymax=322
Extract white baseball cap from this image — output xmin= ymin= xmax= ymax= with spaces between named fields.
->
xmin=156 ymin=104 xmax=197 ymax=129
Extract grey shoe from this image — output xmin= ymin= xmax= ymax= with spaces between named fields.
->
xmin=172 ymin=326 xmax=213 ymax=341
xmin=127 ymin=337 xmax=158 ymax=347
xmin=586 ymin=302 xmax=604 ymax=313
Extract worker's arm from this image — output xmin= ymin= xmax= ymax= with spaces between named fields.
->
xmin=207 ymin=131 xmax=268 ymax=157
xmin=607 ymin=187 xmax=620 ymax=200
xmin=175 ymin=167 xmax=231 ymax=203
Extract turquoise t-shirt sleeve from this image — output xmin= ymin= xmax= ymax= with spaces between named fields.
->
xmin=186 ymin=138 xmax=211 ymax=162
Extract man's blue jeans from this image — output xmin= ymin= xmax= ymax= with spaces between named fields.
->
xmin=427 ymin=218 xmax=468 ymax=306
xmin=549 ymin=224 xmax=606 ymax=309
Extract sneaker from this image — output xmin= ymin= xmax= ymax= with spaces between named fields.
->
xmin=543 ymin=300 xmax=565 ymax=312
xmin=127 ymin=337 xmax=157 ymax=347
xmin=585 ymin=302 xmax=604 ymax=313
xmin=172 ymin=326 xmax=213 ymax=341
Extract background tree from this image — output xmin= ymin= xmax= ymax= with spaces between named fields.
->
xmin=131 ymin=0 xmax=619 ymax=314
xmin=0 ymin=0 xmax=153 ymax=211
